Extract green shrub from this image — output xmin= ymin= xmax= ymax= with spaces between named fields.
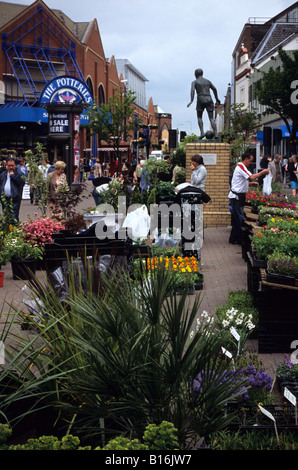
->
xmin=0 ymin=424 xmax=12 ymax=447
xmin=143 ymin=421 xmax=179 ymax=450
xmin=8 ymin=434 xmax=85 ymax=451
xmin=210 ymin=429 xmax=298 ymax=450
xmin=2 ymin=422 xmax=178 ymax=450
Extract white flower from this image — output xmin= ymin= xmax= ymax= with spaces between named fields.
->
xmin=247 ymin=321 xmax=255 ymax=330
xmin=222 ymin=319 xmax=229 ymax=327
xmin=201 ymin=310 xmax=209 ymax=318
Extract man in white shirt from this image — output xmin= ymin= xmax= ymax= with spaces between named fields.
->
xmin=228 ymin=153 xmax=269 ymax=245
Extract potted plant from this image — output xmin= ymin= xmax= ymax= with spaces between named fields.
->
xmin=266 ymin=250 xmax=298 ymax=285
xmin=3 ymin=227 xmax=44 ymax=280
xmin=276 ymin=356 xmax=298 ymax=397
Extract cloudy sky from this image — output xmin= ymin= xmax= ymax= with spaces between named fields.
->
xmin=4 ymin=0 xmax=297 ymax=134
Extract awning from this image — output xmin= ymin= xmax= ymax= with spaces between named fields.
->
xmin=0 ymin=106 xmax=89 ymax=124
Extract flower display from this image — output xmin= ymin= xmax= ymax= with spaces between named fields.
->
xmin=263 ymin=217 xmax=298 ymax=232
xmin=146 ymin=255 xmax=201 ymax=288
xmin=258 ymin=205 xmax=298 ymax=224
xmin=251 ymin=229 xmax=298 ymax=260
xmin=3 ymin=226 xmax=44 ymax=261
xmin=246 ymin=189 xmax=297 ymax=210
xmin=20 ymin=215 xmax=65 ymax=247
xmin=194 ymin=365 xmax=272 ymax=404
xmin=276 ymin=356 xmax=298 ymax=380
xmin=267 ymin=250 xmax=298 ymax=277
xmin=216 ymin=306 xmax=256 ymax=353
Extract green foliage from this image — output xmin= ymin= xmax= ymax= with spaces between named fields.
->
xmin=8 ymin=434 xmax=85 ymax=450
xmin=255 ymin=48 xmax=298 ymax=146
xmin=0 ymin=255 xmax=249 ymax=449
xmin=0 ymin=421 xmax=178 ymax=450
xmin=210 ymin=429 xmax=298 ymax=450
xmin=85 ymin=89 xmax=136 ymax=153
xmin=172 ymin=166 xmax=186 ymax=185
xmin=267 ymin=250 xmax=298 ymax=277
xmin=3 ymin=226 xmax=44 ymax=261
xmin=0 ymin=424 xmax=12 ymax=447
xmin=251 ymin=230 xmax=298 ymax=260
xmin=0 ymin=195 xmax=17 ymax=265
xmin=97 ymin=437 xmax=147 ymax=450
xmin=25 ymin=143 xmax=49 ymax=216
xmin=276 ymin=356 xmax=298 ymax=380
xmin=221 ymin=103 xmax=260 ymax=165
xmin=215 ymin=290 xmax=259 ymax=329
xmin=143 ymin=421 xmax=179 ymax=450
xmin=170 ymin=147 xmax=186 ymax=168
xmin=147 ymin=181 xmax=176 ymax=206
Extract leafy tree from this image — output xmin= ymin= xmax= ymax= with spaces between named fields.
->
xmin=222 ymin=103 xmax=261 ymax=166
xmin=255 ymin=47 xmax=298 ymax=152
xmin=85 ymin=89 xmax=137 ymax=167
xmin=25 ymin=143 xmax=49 ymax=216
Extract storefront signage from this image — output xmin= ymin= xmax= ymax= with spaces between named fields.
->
xmin=39 ymin=76 xmax=93 ymax=105
xmin=49 ymin=112 xmax=69 ymax=133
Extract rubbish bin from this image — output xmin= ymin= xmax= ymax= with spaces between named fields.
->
xmin=179 ymin=192 xmax=203 ymax=260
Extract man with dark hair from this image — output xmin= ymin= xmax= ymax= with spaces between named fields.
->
xmin=0 ymin=157 xmax=25 ymax=222
xmin=228 ymin=153 xmax=269 ymax=245
xmin=187 ymin=68 xmax=220 ymax=138
xmin=190 ymin=154 xmax=207 ymax=190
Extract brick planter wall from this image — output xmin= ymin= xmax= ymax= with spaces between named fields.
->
xmin=185 ymin=142 xmax=231 ymax=227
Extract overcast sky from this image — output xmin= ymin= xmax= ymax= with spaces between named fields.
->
xmin=4 ymin=0 xmax=297 ymax=135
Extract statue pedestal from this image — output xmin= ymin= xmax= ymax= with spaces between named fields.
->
xmin=186 ymin=142 xmax=231 ymax=227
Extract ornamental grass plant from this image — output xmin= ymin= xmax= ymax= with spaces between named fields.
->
xmin=0 ymin=254 xmax=249 ymax=449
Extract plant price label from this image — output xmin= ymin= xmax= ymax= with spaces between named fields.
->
xmin=258 ymin=405 xmax=276 ymax=422
xmin=230 ymin=326 xmax=240 ymax=342
xmin=221 ymin=347 xmax=233 ymax=359
xmin=284 ymin=387 xmax=297 ymax=406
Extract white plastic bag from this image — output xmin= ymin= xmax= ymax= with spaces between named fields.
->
xmin=122 ymin=204 xmax=150 ymax=240
xmin=262 ymin=173 xmax=272 ymax=196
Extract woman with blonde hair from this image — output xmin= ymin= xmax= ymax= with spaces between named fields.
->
xmin=47 ymin=160 xmax=67 ymax=219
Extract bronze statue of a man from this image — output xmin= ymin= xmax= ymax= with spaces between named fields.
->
xmin=187 ymin=68 xmax=220 ymax=138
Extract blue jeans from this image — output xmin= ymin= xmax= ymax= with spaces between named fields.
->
xmin=229 ymin=198 xmax=244 ymax=244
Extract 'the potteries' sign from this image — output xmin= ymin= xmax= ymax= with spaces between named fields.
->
xmin=39 ymin=76 xmax=93 ymax=105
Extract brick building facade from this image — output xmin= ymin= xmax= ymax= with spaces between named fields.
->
xmin=0 ymin=0 xmax=170 ymax=175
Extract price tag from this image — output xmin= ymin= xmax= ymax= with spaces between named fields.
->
xmin=230 ymin=327 xmax=240 ymax=341
xmin=258 ymin=405 xmax=276 ymax=422
xmin=284 ymin=387 xmax=297 ymax=406
xmin=221 ymin=347 xmax=233 ymax=359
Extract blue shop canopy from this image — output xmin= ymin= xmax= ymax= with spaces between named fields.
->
xmin=279 ymin=125 xmax=298 ymax=137
xmin=0 ymin=106 xmax=89 ymax=124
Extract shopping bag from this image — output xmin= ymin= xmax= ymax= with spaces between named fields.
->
xmin=122 ymin=204 xmax=150 ymax=240
xmin=262 ymin=173 xmax=272 ymax=196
